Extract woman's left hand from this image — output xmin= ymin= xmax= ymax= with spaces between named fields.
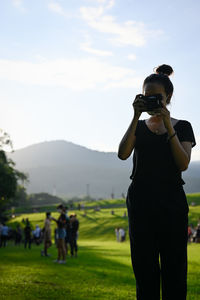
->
xmin=155 ymin=100 xmax=172 ymax=129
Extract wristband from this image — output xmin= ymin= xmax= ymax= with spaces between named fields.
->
xmin=167 ymin=131 xmax=176 ymax=141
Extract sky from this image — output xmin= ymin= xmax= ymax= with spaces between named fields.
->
xmin=0 ymin=0 xmax=199 ymax=161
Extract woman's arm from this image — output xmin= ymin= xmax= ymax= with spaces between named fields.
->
xmin=159 ymin=102 xmax=192 ymax=171
xmin=118 ymin=115 xmax=140 ymax=160
xmin=118 ymin=95 xmax=145 ymax=160
xmin=166 ymin=125 xmax=192 ymax=171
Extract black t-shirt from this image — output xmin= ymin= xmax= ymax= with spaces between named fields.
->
xmin=130 ymin=119 xmax=196 ymax=186
xmin=57 ymin=213 xmax=66 ymax=229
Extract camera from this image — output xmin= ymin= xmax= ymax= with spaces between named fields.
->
xmin=137 ymin=94 xmax=163 ymax=112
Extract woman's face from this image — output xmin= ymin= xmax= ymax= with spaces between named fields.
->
xmin=143 ymin=82 xmax=168 ymax=116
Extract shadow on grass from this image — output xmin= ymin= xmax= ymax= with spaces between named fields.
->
xmin=80 ymin=218 xmax=129 ymax=241
xmin=1 ymin=243 xmax=200 ymax=300
xmin=0 ymin=243 xmax=136 ymax=300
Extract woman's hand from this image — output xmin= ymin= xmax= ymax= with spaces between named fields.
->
xmin=132 ymin=94 xmax=146 ymax=118
xmin=155 ymin=100 xmax=172 ymax=129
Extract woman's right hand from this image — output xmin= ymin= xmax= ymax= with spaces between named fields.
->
xmin=132 ymin=94 xmax=146 ymax=118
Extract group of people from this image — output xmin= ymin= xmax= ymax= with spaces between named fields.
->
xmin=0 ymin=204 xmax=80 ymax=266
xmin=42 ymin=204 xmax=79 ymax=264
xmin=0 ymin=218 xmax=43 ymax=249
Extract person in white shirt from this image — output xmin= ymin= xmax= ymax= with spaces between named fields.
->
xmin=119 ymin=228 xmax=126 ymax=242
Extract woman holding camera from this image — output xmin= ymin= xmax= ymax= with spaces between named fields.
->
xmin=118 ymin=64 xmax=196 ymax=300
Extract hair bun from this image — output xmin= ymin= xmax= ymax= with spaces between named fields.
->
xmin=155 ymin=64 xmax=174 ymax=76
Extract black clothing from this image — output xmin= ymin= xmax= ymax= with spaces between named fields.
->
xmin=127 ymin=182 xmax=188 ymax=300
xmin=24 ymin=238 xmax=31 ymax=249
xmin=15 ymin=228 xmax=22 ymax=245
xmin=69 ymin=219 xmax=79 ymax=256
xmin=24 ymin=225 xmax=32 ymax=249
xmin=70 ymin=219 xmax=79 ymax=237
xmin=130 ymin=120 xmax=196 ymax=186
xmin=0 ymin=235 xmax=7 ymax=247
xmin=65 ymin=218 xmax=71 ymax=244
xmin=57 ymin=213 xmax=66 ymax=229
xmin=24 ymin=225 xmax=31 ymax=239
xmin=70 ymin=237 xmax=78 ymax=256
xmin=126 ymin=119 xmax=196 ymax=300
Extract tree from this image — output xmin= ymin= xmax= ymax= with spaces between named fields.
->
xmin=10 ymin=185 xmax=28 ymax=208
xmin=0 ymin=130 xmax=28 ymax=221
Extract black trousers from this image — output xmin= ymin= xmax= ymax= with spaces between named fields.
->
xmin=70 ymin=235 xmax=78 ymax=256
xmin=0 ymin=235 xmax=7 ymax=247
xmin=126 ymin=181 xmax=188 ymax=300
xmin=24 ymin=238 xmax=31 ymax=249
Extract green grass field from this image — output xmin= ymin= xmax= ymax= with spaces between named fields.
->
xmin=0 ymin=204 xmax=200 ymax=299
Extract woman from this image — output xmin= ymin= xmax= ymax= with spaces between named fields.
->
xmin=42 ymin=212 xmax=52 ymax=257
xmin=118 ymin=64 xmax=196 ymax=300
xmin=52 ymin=204 xmax=67 ymax=264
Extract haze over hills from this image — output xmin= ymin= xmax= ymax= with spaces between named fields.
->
xmin=7 ymin=140 xmax=200 ymax=198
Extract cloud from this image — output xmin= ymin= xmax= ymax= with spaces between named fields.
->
xmin=80 ymin=4 xmax=163 ymax=47
xmin=127 ymin=54 xmax=137 ymax=61
xmin=12 ymin=0 xmax=26 ymax=12
xmin=86 ymin=0 xmax=114 ymax=7
xmin=80 ymin=42 xmax=113 ymax=56
xmin=104 ymin=77 xmax=142 ymax=89
xmin=80 ymin=33 xmax=113 ymax=56
xmin=105 ymin=0 xmax=115 ymax=9
xmin=0 ymin=58 xmax=141 ymax=90
xmin=48 ymin=2 xmax=71 ymax=17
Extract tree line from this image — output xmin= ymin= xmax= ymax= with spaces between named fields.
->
xmin=0 ymin=130 xmax=28 ymax=221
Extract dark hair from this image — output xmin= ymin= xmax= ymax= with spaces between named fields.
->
xmin=46 ymin=212 xmax=51 ymax=217
xmin=57 ymin=204 xmax=64 ymax=210
xmin=143 ymin=64 xmax=174 ymax=104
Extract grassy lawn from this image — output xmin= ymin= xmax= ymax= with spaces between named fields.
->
xmin=0 ymin=206 xmax=200 ymax=299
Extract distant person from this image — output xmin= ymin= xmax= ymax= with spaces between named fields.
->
xmin=196 ymin=224 xmax=200 ymax=243
xmin=0 ymin=223 xmax=9 ymax=247
xmin=69 ymin=214 xmax=79 ymax=258
xmin=41 ymin=212 xmax=52 ymax=257
xmin=15 ymin=225 xmax=22 ymax=246
xmin=115 ymin=227 xmax=120 ymax=242
xmin=118 ymin=64 xmax=196 ymax=299
xmin=119 ymin=228 xmax=126 ymax=242
xmin=51 ymin=204 xmax=67 ymax=264
xmin=189 ymin=224 xmax=195 ymax=242
xmin=24 ymin=221 xmax=32 ymax=249
xmin=188 ymin=225 xmax=193 ymax=243
xmin=64 ymin=208 xmax=70 ymax=256
xmin=33 ymin=225 xmax=41 ymax=245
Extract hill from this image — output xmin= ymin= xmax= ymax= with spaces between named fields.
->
xmin=7 ymin=140 xmax=200 ymax=198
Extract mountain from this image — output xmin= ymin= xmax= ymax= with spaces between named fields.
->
xmin=7 ymin=140 xmax=200 ymax=198
xmin=7 ymin=141 xmax=132 ymax=198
